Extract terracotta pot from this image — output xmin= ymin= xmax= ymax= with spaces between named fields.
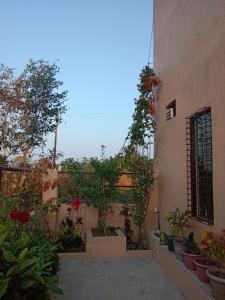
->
xmin=182 ymin=250 xmax=202 ymax=271
xmin=173 ymin=239 xmax=184 ymax=261
xmin=194 ymin=258 xmax=217 ymax=283
xmin=206 ymin=268 xmax=225 ymax=300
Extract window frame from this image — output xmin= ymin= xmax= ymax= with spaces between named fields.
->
xmin=186 ymin=107 xmax=214 ymax=225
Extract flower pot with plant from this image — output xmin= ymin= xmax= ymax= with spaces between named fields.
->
xmin=166 ymin=208 xmax=189 ymax=260
xmin=182 ymin=232 xmax=202 ymax=270
xmin=206 ymin=229 xmax=225 ymax=299
xmin=194 ymin=231 xmax=218 ymax=283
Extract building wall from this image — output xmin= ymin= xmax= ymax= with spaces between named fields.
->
xmin=153 ymin=0 xmax=225 ymax=239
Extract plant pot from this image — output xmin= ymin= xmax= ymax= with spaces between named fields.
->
xmin=173 ymin=239 xmax=184 ymax=261
xmin=206 ymin=268 xmax=225 ymax=300
xmin=167 ymin=235 xmax=174 ymax=252
xmin=182 ymin=250 xmax=202 ymax=271
xmin=194 ymin=258 xmax=218 ymax=283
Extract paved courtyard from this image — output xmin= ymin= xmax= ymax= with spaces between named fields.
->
xmin=54 ymin=256 xmax=185 ymax=300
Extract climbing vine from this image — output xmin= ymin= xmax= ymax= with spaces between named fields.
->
xmin=126 ymin=65 xmax=161 ymax=149
xmin=121 ymin=66 xmax=161 ymax=247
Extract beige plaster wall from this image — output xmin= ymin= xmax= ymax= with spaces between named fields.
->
xmin=153 ymin=0 xmax=225 ymax=239
xmin=46 ymin=200 xmax=158 ymax=242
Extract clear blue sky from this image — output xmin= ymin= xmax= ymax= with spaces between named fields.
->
xmin=0 ymin=0 xmax=153 ymax=159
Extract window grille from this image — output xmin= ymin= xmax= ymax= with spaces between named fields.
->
xmin=166 ymin=100 xmax=176 ymax=120
xmin=186 ymin=107 xmax=214 ymax=224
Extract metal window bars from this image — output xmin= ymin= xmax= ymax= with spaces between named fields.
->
xmin=186 ymin=107 xmax=214 ymax=225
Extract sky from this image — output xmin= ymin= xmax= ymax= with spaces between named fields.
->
xmin=0 ymin=0 xmax=153 ymax=160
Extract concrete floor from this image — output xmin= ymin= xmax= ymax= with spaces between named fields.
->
xmin=53 ymin=257 xmax=185 ymax=300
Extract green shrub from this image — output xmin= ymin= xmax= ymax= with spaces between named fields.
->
xmin=0 ymin=199 xmax=62 ymax=299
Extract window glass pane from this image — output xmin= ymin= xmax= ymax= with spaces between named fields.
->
xmin=195 ymin=110 xmax=213 ymax=222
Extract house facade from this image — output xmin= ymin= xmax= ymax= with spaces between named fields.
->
xmin=153 ymin=0 xmax=225 ymax=238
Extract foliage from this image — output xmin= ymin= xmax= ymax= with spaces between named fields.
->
xmin=120 ymin=205 xmax=133 ymax=248
xmin=0 ymin=156 xmax=64 ymax=230
xmin=0 ymin=199 xmax=62 ymax=299
xmin=131 ymin=155 xmax=154 ymax=245
xmin=166 ymin=208 xmax=189 ymax=238
xmin=119 ymin=150 xmax=155 ymax=246
xmin=183 ymin=232 xmax=200 ymax=254
xmin=56 ymin=210 xmax=84 ymax=252
xmin=61 ymin=157 xmax=121 ymax=231
xmin=126 ymin=65 xmax=160 ymax=149
xmin=118 ymin=66 xmax=160 ymax=246
xmin=200 ymin=230 xmax=218 ymax=264
xmin=216 ymin=229 xmax=225 ymax=263
xmin=0 ymin=59 xmax=67 ymax=158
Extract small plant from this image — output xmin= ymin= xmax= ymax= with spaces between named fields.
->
xmin=183 ymin=232 xmax=200 ymax=254
xmin=57 ymin=208 xmax=84 ymax=252
xmin=200 ymin=230 xmax=217 ymax=264
xmin=166 ymin=208 xmax=189 ymax=240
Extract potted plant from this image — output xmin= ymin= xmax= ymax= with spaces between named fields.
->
xmin=166 ymin=208 xmax=189 ymax=260
xmin=182 ymin=232 xmax=202 ymax=270
xmin=206 ymin=229 xmax=225 ymax=299
xmin=194 ymin=230 xmax=218 ymax=283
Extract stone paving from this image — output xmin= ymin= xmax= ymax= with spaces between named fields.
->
xmin=53 ymin=256 xmax=185 ymax=300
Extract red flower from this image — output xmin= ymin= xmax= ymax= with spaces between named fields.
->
xmin=18 ymin=210 xmax=30 ymax=224
xmin=71 ymin=198 xmax=81 ymax=210
xmin=9 ymin=208 xmax=19 ymax=220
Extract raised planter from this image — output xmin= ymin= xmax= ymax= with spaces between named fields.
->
xmin=85 ymin=228 xmax=126 ymax=257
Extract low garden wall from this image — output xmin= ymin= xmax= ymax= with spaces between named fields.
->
xmin=46 ymin=200 xmax=158 ymax=242
xmin=42 ymin=169 xmax=159 ymax=242
xmin=149 ymin=231 xmax=213 ymax=300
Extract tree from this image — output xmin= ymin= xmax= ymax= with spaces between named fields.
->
xmin=0 ymin=59 xmax=67 ymax=159
xmin=62 ymin=157 xmax=121 ymax=232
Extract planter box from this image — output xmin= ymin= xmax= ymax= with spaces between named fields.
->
xmin=85 ymin=229 xmax=126 ymax=257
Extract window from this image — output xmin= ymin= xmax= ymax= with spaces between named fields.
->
xmin=166 ymin=100 xmax=176 ymax=120
xmin=186 ymin=108 xmax=213 ymax=224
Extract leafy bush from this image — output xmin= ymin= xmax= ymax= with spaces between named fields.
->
xmin=0 ymin=199 xmax=62 ymax=299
